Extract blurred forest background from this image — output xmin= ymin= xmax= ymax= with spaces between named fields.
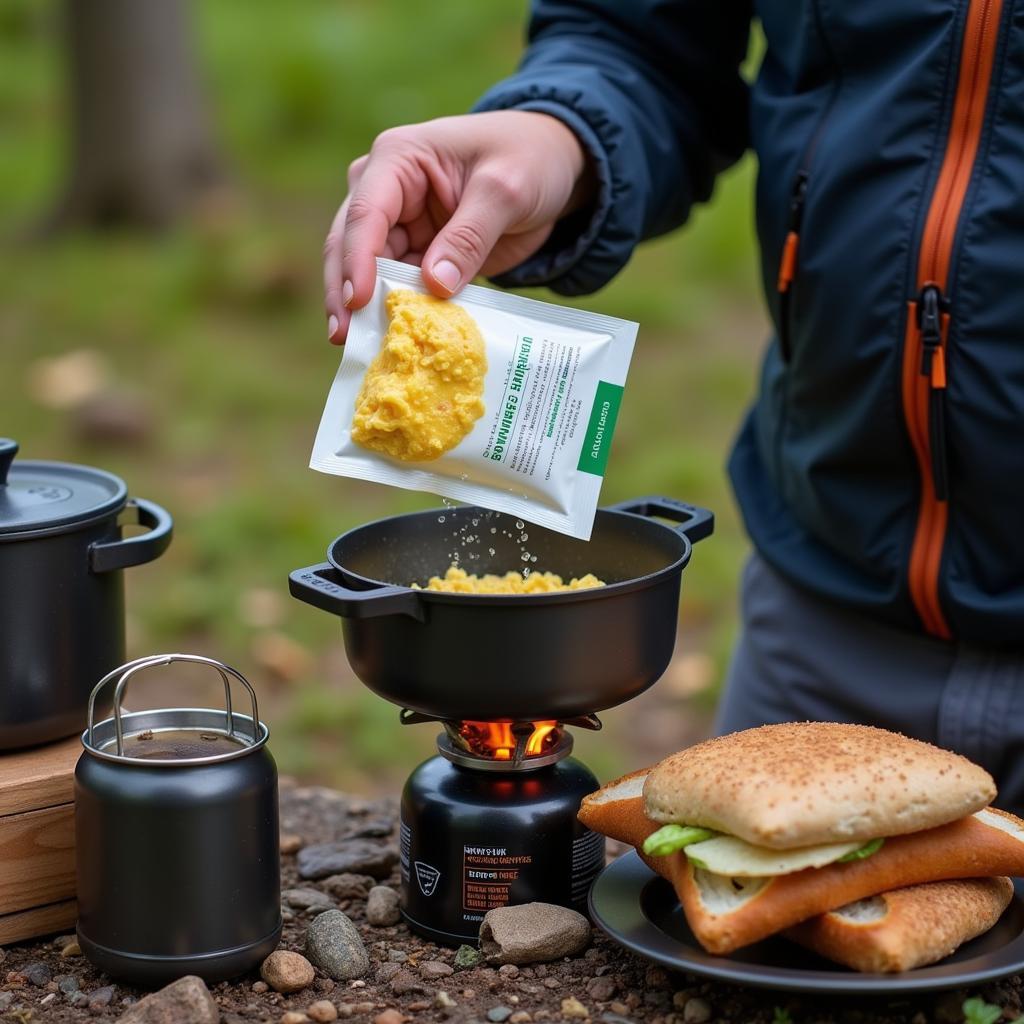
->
xmin=1 ymin=0 xmax=765 ymax=792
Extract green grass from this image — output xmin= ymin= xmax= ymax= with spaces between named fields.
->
xmin=1 ymin=0 xmax=762 ymax=792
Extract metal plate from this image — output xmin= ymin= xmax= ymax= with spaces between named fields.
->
xmin=588 ymin=851 xmax=1024 ymax=994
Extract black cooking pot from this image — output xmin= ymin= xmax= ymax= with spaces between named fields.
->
xmin=289 ymin=496 xmax=712 ymax=721
xmin=0 ymin=439 xmax=173 ymax=749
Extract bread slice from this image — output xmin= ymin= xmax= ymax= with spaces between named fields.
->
xmin=644 ymin=723 xmax=996 ymax=849
xmin=579 ymin=774 xmax=1024 ymax=955
xmin=786 ymin=877 xmax=1013 ymax=972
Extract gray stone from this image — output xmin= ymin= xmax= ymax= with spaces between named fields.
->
xmin=282 ymin=888 xmax=335 ymax=913
xmin=89 ymin=985 xmax=116 ymax=1011
xmin=116 ymin=975 xmax=218 ymax=1023
xmin=298 ymin=840 xmax=399 ymax=880
xmin=346 ymin=817 xmax=395 ymax=839
xmin=386 ymin=948 xmax=408 ymax=963
xmin=366 ymin=886 xmax=401 ymax=927
xmin=56 ymin=974 xmax=80 ymax=995
xmin=22 ymin=961 xmax=51 ymax=986
xmin=488 ymin=1008 xmax=514 ymax=1023
xmin=587 ymin=976 xmax=617 ymax=1002
xmin=322 ymin=874 xmax=377 ymax=900
xmin=480 ymin=903 xmax=590 ymax=966
xmin=376 ymin=963 xmax=403 ymax=983
xmin=305 ymin=910 xmax=369 ymax=981
xmin=454 ymin=944 xmax=483 ymax=969
xmin=0 ymin=993 xmax=12 ymax=1011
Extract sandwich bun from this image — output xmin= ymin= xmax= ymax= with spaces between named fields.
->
xmin=644 ymin=723 xmax=996 ymax=849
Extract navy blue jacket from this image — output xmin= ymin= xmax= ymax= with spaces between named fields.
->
xmin=475 ymin=0 xmax=1024 ymax=647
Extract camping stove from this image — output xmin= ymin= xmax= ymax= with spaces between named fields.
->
xmin=398 ymin=713 xmax=606 ymax=945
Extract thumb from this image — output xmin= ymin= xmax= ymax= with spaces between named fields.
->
xmin=421 ymin=171 xmax=523 ymax=297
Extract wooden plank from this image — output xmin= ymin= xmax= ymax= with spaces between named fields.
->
xmin=0 ymin=737 xmax=81 ymax=817
xmin=0 ymin=804 xmax=75 ymax=916
xmin=0 ymin=899 xmax=77 ymax=946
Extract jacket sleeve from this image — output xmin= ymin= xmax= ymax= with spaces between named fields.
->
xmin=473 ymin=0 xmax=752 ymax=295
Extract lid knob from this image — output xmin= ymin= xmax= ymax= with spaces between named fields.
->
xmin=0 ymin=440 xmax=17 ymax=487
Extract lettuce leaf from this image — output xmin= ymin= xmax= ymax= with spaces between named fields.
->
xmin=642 ymin=824 xmax=716 ymax=857
xmin=837 ymin=837 xmax=885 ymax=862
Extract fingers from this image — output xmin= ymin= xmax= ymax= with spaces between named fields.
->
xmin=323 ymin=197 xmax=352 ymax=344
xmin=420 ymin=169 xmax=525 ymax=297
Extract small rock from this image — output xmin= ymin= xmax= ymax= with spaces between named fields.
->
xmin=682 ymin=997 xmax=711 ymax=1024
xmin=117 ymin=975 xmax=219 ymax=1024
xmin=419 ymin=961 xmax=454 ymax=979
xmin=0 ymin=992 xmax=12 ymax=1011
xmin=308 ymin=1001 xmax=339 ymax=1022
xmin=609 ymin=1007 xmax=631 ymax=1020
xmin=69 ymin=991 xmax=90 ymax=1007
xmin=281 ymin=1013 xmax=310 ymax=1024
xmin=489 ymin=1007 xmax=514 ymax=1023
xmin=57 ymin=975 xmax=80 ymax=995
xmin=89 ymin=985 xmax=116 ymax=1010
xmin=253 ymin=981 xmax=269 ymax=994
xmin=561 ymin=996 xmax=589 ymax=1019
xmin=298 ymin=840 xmax=399 ymax=880
xmin=600 ymin=1015 xmax=636 ymax=1024
xmin=390 ymin=969 xmax=427 ymax=996
xmin=41 ymin=992 xmax=57 ymax=1007
xmin=281 ymin=834 xmax=304 ymax=854
xmin=61 ymin=940 xmax=82 ymax=957
xmin=386 ymin=948 xmax=408 ymax=963
xmin=22 ymin=961 xmax=51 ymax=986
xmin=306 ymin=910 xmax=370 ymax=981
xmin=435 ymin=991 xmax=457 ymax=1009
xmin=498 ymin=964 xmax=520 ymax=979
xmin=261 ymin=950 xmax=316 ymax=993
xmin=481 ymin=903 xmax=590 ymax=966
xmin=374 ymin=1012 xmax=406 ymax=1024
xmin=645 ymin=967 xmax=669 ymax=990
xmin=283 ymin=888 xmax=336 ymax=913
xmin=544 ymin=978 xmax=562 ymax=990
xmin=454 ymin=945 xmax=483 ymax=969
xmin=407 ymin=1000 xmax=431 ymax=1012
xmin=323 ymin=874 xmax=377 ymax=900
xmin=366 ymin=886 xmax=401 ymax=927
xmin=587 ymin=977 xmax=617 ymax=1002
xmin=510 ymin=1014 xmax=533 ymax=1024
xmin=376 ymin=963 xmax=403 ymax=983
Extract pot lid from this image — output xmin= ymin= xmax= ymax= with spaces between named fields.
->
xmin=0 ymin=439 xmax=127 ymax=537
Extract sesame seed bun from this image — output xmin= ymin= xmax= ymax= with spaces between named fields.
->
xmin=643 ymin=723 xmax=996 ymax=849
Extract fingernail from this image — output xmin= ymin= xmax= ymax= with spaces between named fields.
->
xmin=342 ymin=280 xmax=354 ymax=307
xmin=432 ymin=259 xmax=461 ymax=293
xmin=328 ymin=314 xmax=339 ymax=339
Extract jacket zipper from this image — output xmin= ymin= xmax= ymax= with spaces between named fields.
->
xmin=776 ymin=171 xmax=807 ymax=363
xmin=902 ymin=0 xmax=1003 ymax=639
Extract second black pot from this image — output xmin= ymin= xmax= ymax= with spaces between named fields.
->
xmin=289 ymin=496 xmax=712 ymax=721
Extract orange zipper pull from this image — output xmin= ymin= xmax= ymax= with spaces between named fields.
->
xmin=777 ymin=231 xmax=800 ymax=293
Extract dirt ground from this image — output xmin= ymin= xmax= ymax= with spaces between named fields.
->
xmin=2 ymin=783 xmax=1020 ymax=1024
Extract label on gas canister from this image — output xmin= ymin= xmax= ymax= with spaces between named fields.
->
xmin=401 ymin=817 xmax=604 ymax=939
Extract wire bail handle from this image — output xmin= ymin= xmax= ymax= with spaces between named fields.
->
xmin=87 ymin=653 xmax=261 ymax=756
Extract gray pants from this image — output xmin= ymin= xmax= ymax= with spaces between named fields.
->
xmin=715 ymin=554 xmax=1024 ymax=817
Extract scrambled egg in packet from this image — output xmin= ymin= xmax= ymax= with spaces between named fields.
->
xmin=311 ymin=258 xmax=637 ymax=540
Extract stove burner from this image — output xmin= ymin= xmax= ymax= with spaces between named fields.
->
xmin=437 ymin=727 xmax=573 ymax=771
xmin=398 ymin=709 xmax=602 ymax=770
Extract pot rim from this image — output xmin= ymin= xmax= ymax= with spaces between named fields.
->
xmin=81 ymin=708 xmax=269 ymax=766
xmin=325 ymin=504 xmax=693 ymax=606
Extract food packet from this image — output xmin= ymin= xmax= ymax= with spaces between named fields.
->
xmin=310 ymin=258 xmax=637 ymax=540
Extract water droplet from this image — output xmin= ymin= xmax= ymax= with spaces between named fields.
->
xmin=471 ymin=518 xmax=479 ymax=526
xmin=521 ymin=552 xmax=530 ymax=562
xmin=530 ymin=555 xmax=538 ymax=563
xmin=488 ymin=548 xmax=495 ymax=557
xmin=515 ymin=520 xmax=525 ymax=530
xmin=490 ymin=527 xmax=497 ymax=534
xmin=519 ymin=533 xmax=529 ymax=543
xmin=438 ymin=516 xmax=445 ymax=523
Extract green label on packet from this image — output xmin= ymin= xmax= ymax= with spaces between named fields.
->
xmin=577 ymin=381 xmax=624 ymax=477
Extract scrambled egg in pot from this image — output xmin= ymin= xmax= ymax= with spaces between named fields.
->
xmin=351 ymin=290 xmax=487 ymax=461
xmin=416 ymin=565 xmax=605 ymax=594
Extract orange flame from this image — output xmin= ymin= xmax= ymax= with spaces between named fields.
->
xmin=459 ymin=721 xmax=559 ymax=760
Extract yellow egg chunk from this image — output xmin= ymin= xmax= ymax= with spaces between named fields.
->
xmin=351 ymin=290 xmax=487 ymax=461
xmin=415 ymin=565 xmax=605 ymax=594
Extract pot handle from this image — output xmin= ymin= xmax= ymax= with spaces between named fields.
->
xmin=609 ymin=496 xmax=714 ymax=544
xmin=289 ymin=563 xmax=427 ymax=622
xmin=89 ymin=498 xmax=173 ymax=573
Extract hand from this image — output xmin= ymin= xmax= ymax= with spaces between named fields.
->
xmin=323 ymin=110 xmax=593 ymax=343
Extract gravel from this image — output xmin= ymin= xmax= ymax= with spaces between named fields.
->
xmin=305 ymin=910 xmax=370 ymax=980
xmin=0 ymin=782 xmax=1020 ymax=1023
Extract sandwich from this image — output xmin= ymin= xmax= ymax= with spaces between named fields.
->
xmin=579 ymin=723 xmax=1024 ymax=958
